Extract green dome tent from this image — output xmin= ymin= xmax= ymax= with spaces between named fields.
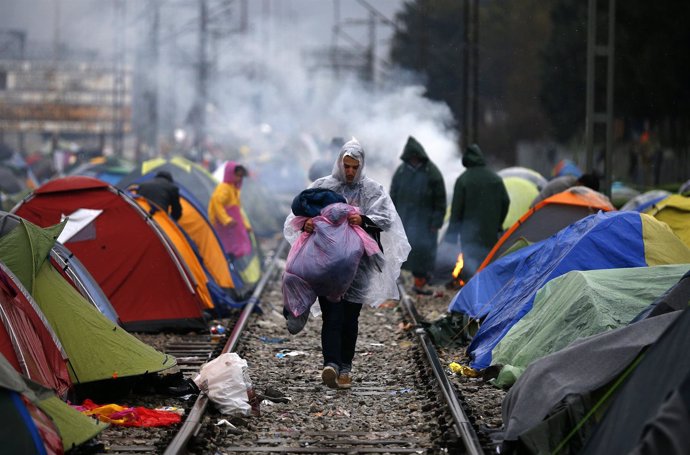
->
xmin=501 ymin=176 xmax=539 ymax=230
xmin=492 ymin=264 xmax=690 ymax=388
xmin=644 ymin=193 xmax=690 ymax=249
xmin=0 ymin=353 xmax=106 ymax=453
xmin=0 ymin=217 xmax=177 ymax=387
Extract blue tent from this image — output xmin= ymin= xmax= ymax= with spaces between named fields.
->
xmin=451 ymin=211 xmax=690 ymax=369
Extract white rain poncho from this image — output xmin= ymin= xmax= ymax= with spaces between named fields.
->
xmin=284 ymin=138 xmax=410 ymax=307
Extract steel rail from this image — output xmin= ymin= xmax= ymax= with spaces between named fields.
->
xmin=398 ymin=283 xmax=485 ymax=455
xmin=163 ymin=238 xmax=289 ymax=455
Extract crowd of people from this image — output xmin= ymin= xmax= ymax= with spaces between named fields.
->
xmin=2 ymin=134 xmax=613 ymax=394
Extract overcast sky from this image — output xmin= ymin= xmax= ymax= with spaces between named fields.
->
xmin=1 ymin=0 xmax=405 ymax=62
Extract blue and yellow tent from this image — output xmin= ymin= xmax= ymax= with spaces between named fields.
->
xmin=643 ymin=193 xmax=690 ymax=249
xmin=450 ymin=211 xmax=690 ymax=370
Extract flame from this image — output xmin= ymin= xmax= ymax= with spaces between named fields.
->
xmin=452 ymin=253 xmax=464 ymax=280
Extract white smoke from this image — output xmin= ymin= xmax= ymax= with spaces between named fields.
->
xmin=197 ymin=6 xmax=463 ymax=196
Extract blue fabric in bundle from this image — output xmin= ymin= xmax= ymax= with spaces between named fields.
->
xmin=291 ymin=188 xmax=346 ymax=217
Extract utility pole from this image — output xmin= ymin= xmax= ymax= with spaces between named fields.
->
xmin=320 ymin=0 xmax=393 ymax=84
xmin=148 ymin=0 xmax=160 ymax=155
xmin=461 ymin=0 xmax=479 ymax=150
xmin=331 ymin=0 xmax=341 ymax=78
xmin=52 ymin=0 xmax=62 ymax=157
xmin=112 ymin=0 xmax=126 ymax=157
xmin=364 ymin=10 xmax=376 ymax=83
xmin=585 ymin=0 xmax=616 ymax=197
xmin=193 ymin=0 xmax=209 ymax=155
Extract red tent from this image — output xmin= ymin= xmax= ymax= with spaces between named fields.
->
xmin=0 ymin=262 xmax=71 ymax=397
xmin=13 ymin=176 xmax=207 ymax=332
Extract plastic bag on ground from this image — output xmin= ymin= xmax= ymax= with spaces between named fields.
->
xmin=193 ymin=352 xmax=253 ymax=416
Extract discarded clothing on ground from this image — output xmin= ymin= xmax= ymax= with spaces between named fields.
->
xmin=74 ymin=399 xmax=182 ymax=427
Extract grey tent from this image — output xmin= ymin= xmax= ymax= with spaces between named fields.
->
xmin=580 ymin=297 xmax=690 ymax=454
xmin=500 ymin=311 xmax=680 ymax=454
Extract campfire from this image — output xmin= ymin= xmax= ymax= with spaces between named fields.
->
xmin=447 ymin=253 xmax=466 ymax=289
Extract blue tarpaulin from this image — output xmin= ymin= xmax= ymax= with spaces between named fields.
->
xmin=451 ymin=211 xmax=690 ymax=369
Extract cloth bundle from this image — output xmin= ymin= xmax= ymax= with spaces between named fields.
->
xmin=282 ymin=202 xmax=381 ymax=317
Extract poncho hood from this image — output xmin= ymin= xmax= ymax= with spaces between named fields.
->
xmin=330 ymin=138 xmax=366 ymax=185
xmin=400 ymin=136 xmax=430 ymax=163
xmin=223 ymin=161 xmax=243 ymax=188
xmin=462 ymin=143 xmax=486 ymax=168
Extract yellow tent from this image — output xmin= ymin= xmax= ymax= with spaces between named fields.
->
xmin=644 ymin=194 xmax=690 ymax=248
xmin=177 ymin=196 xmax=235 ymax=289
xmin=502 ymin=176 xmax=539 ymax=230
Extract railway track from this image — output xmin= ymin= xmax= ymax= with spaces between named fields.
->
xmin=88 ymin=238 xmax=498 ymax=454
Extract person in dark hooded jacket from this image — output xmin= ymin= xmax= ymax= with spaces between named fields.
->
xmin=390 ymin=136 xmax=446 ymax=294
xmin=135 ymin=170 xmax=183 ymax=221
xmin=444 ymin=143 xmax=509 ymax=280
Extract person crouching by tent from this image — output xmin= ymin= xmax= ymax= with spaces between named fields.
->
xmin=208 ymin=162 xmax=252 ymax=260
xmin=135 ymin=170 xmax=183 ymax=221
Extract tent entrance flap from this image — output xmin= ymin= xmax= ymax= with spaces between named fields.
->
xmin=58 ymin=209 xmax=103 ymax=243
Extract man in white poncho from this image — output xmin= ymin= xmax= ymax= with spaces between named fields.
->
xmin=284 ymin=138 xmax=410 ymax=389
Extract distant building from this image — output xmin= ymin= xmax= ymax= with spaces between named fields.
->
xmin=0 ymin=58 xmax=131 ymax=154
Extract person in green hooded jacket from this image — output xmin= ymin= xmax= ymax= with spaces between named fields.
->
xmin=444 ymin=143 xmax=509 ymax=280
xmin=390 ymin=136 xmax=446 ymax=294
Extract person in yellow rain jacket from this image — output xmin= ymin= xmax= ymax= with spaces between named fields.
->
xmin=208 ymin=162 xmax=252 ymax=259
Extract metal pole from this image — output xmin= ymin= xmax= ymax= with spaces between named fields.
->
xmin=150 ymin=0 xmax=160 ymax=154
xmin=471 ymin=0 xmax=479 ymax=145
xmin=195 ymin=0 xmax=208 ymax=153
xmin=604 ymin=0 xmax=616 ymax=198
xmin=112 ymin=0 xmax=126 ymax=157
xmin=461 ymin=0 xmax=470 ymax=151
xmin=585 ymin=0 xmax=596 ymax=172
xmin=366 ymin=11 xmax=376 ymax=83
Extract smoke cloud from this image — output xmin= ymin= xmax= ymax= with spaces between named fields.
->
xmin=191 ymin=4 xmax=463 ymax=195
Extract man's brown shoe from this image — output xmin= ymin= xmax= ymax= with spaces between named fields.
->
xmin=321 ymin=366 xmax=338 ymax=389
xmin=337 ymin=373 xmax=352 ymax=389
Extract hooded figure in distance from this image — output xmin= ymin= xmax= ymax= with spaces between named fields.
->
xmin=390 ymin=136 xmax=446 ymax=294
xmin=444 ymin=144 xmax=509 ymax=280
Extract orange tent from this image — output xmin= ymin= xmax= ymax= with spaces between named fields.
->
xmin=478 ymin=187 xmax=615 ymax=271
xmin=133 ymin=197 xmax=215 ymax=310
